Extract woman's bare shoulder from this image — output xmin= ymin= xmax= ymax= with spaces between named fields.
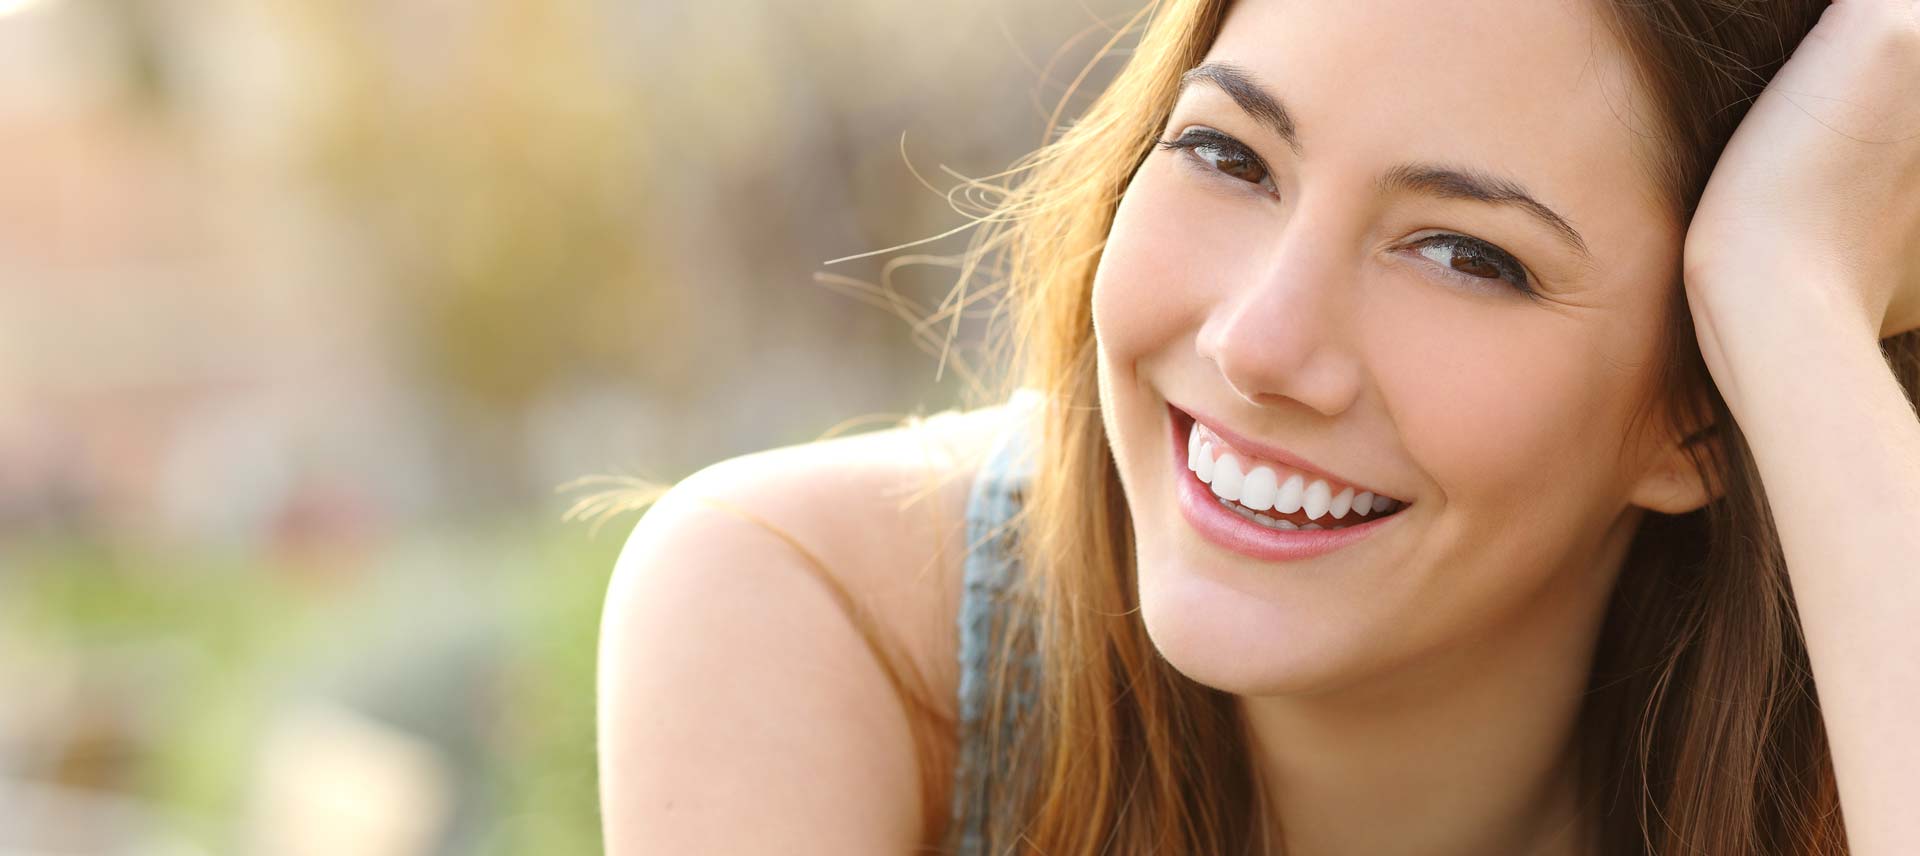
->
xmin=657 ymin=400 xmax=1021 ymax=712
xmin=597 ymin=402 xmax=1019 ymax=853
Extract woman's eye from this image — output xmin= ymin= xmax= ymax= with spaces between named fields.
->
xmin=1155 ymin=129 xmax=1276 ymax=193
xmin=1409 ymin=234 xmax=1538 ymax=297
xmin=1155 ymin=129 xmax=1537 ymax=299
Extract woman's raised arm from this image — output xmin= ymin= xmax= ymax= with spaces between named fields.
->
xmin=1682 ymin=3 xmax=1920 ymax=852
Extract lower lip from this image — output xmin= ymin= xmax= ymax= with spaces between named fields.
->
xmin=1169 ymin=404 xmax=1405 ymax=562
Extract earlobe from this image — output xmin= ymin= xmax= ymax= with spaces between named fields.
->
xmin=1627 ymin=421 xmax=1723 ymax=515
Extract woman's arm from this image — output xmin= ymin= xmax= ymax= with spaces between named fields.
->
xmin=1681 ymin=3 xmax=1920 ymax=851
xmin=1689 ymin=280 xmax=1920 ymax=854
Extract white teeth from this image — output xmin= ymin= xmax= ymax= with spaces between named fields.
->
xmin=1185 ymin=421 xmax=1406 ymax=517
xmin=1239 ymin=466 xmax=1277 ymax=512
xmin=1210 ymin=453 xmax=1244 ymax=501
xmin=1300 ymin=523 xmax=1323 ymax=531
xmin=1219 ymin=497 xmax=1301 ymax=530
xmin=1353 ymin=492 xmax=1374 ymax=517
xmin=1302 ymin=479 xmax=1332 ymax=520
xmin=1271 ymin=517 xmax=1298 ymax=530
xmin=1272 ymin=473 xmax=1304 ymax=514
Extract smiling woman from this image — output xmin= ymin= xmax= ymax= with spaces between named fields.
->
xmin=599 ymin=0 xmax=1920 ymax=854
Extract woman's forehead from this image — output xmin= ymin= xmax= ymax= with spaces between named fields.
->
xmin=1209 ymin=0 xmax=1635 ymax=103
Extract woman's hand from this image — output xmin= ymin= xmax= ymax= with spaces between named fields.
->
xmin=1683 ymin=0 xmax=1920 ymax=341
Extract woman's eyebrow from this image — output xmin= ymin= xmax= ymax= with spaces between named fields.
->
xmin=1177 ymin=61 xmax=1597 ymax=267
xmin=1178 ymin=62 xmax=1304 ymax=156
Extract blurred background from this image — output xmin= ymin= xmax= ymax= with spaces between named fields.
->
xmin=0 ymin=0 xmax=1135 ymax=852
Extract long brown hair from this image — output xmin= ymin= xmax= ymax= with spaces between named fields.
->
xmin=939 ymin=0 xmax=1920 ymax=853
xmin=589 ymin=0 xmax=1920 ymax=851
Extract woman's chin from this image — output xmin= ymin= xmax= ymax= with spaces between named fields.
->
xmin=1137 ymin=566 xmax=1380 ymax=697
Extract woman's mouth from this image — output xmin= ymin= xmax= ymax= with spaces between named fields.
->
xmin=1167 ymin=404 xmax=1409 ymax=561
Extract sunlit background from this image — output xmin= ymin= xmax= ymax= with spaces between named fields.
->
xmin=0 ymin=0 xmax=1134 ymax=852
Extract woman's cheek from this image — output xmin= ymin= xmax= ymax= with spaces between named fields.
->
xmin=1093 ymin=163 xmax=1242 ymax=352
xmin=1366 ymin=290 xmax=1595 ymax=514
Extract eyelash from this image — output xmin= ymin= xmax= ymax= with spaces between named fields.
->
xmin=1154 ymin=128 xmax=1541 ymax=298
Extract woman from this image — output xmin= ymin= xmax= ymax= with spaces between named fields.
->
xmin=598 ymin=0 xmax=1920 ymax=853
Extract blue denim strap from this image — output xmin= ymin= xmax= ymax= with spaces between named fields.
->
xmin=946 ymin=388 xmax=1042 ymax=854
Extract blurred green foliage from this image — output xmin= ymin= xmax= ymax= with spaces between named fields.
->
xmin=0 ymin=520 xmax=624 ymax=853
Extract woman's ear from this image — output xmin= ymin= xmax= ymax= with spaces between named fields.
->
xmin=1627 ymin=420 xmax=1723 ymax=515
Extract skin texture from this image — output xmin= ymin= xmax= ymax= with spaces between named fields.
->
xmin=1684 ymin=0 xmax=1920 ymax=343
xmin=1680 ymin=2 xmax=1920 ymax=851
xmin=1089 ymin=0 xmax=1714 ymax=852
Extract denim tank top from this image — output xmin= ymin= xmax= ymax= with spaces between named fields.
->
xmin=944 ymin=387 xmax=1044 ymax=855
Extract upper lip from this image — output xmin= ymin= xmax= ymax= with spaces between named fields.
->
xmin=1171 ymin=402 xmax=1405 ymax=502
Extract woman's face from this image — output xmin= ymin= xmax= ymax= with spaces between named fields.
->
xmin=1094 ymin=0 xmax=1709 ymax=695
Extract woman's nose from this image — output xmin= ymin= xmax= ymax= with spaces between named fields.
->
xmin=1194 ymin=231 xmax=1364 ymax=417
